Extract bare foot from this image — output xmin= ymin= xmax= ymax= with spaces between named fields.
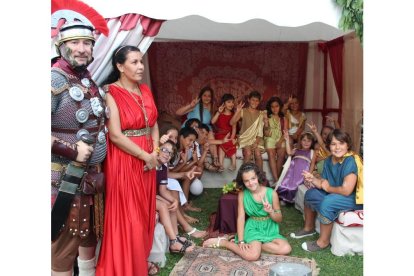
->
xmin=203 ymin=238 xmax=219 ymax=248
xmin=183 ymin=213 xmax=199 ymax=224
xmin=183 ymin=203 xmax=202 ymax=212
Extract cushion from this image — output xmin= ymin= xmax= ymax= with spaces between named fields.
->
xmin=335 ymin=210 xmax=364 ymax=227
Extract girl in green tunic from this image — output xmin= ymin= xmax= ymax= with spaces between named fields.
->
xmin=203 ymin=162 xmax=291 ymax=261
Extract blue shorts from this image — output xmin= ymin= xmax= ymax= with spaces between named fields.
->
xmin=304 ymin=188 xmax=363 ymax=224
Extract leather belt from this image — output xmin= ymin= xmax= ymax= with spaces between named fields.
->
xmin=250 ymin=216 xmax=270 ymax=221
xmin=51 ymin=162 xmax=86 ymax=241
xmin=123 ymin=127 xmax=150 ymax=137
xmin=51 ymin=126 xmax=100 ymax=134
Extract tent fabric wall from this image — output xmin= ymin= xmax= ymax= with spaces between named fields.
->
xmin=147 ymin=41 xmax=308 ymax=117
xmin=304 ymin=36 xmax=362 ymax=154
xmin=304 ymin=42 xmax=340 ymax=133
xmin=88 ymin=14 xmax=163 ymax=85
xmin=342 ymin=34 xmax=363 ymax=154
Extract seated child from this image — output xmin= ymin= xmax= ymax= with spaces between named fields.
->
xmin=276 ymin=130 xmax=316 ymax=204
xmin=202 ymin=162 xmax=291 ymax=260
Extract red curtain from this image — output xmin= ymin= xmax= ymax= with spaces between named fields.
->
xmin=318 ymin=36 xmax=344 ymax=125
xmin=148 ymin=42 xmax=308 ymax=116
xmin=326 ymin=37 xmax=344 ymax=106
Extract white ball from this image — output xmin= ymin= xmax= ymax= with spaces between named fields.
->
xmin=190 ymin=178 xmax=203 ymax=196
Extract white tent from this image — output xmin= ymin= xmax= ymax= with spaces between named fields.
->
xmin=78 ymin=0 xmax=362 ymax=151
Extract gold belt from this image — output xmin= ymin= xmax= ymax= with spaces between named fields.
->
xmin=123 ymin=127 xmax=150 ymax=137
xmin=51 ymin=162 xmax=101 ymax=172
xmin=250 ymin=216 xmax=270 ymax=221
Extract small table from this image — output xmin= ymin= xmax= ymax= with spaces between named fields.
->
xmin=213 ymin=193 xmax=239 ymax=233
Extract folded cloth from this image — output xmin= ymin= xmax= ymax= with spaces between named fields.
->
xmin=167 ymin=178 xmax=187 ymax=205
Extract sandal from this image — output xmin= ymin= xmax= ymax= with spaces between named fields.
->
xmin=176 ymin=234 xmax=193 ymax=247
xmin=147 ymin=262 xmax=160 ymax=275
xmin=202 ymin=236 xmax=228 ymax=249
xmin=218 ymin=166 xmax=224 ymax=172
xmin=301 ymin=241 xmax=330 ymax=252
xmin=213 ymin=156 xmax=220 ymax=167
xmin=204 ymin=161 xmax=219 ymax=172
xmin=187 ymin=227 xmax=207 ymax=239
xmin=169 ymin=237 xmax=194 ymax=254
xmin=228 ymin=165 xmax=236 ymax=171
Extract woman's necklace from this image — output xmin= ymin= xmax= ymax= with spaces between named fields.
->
xmin=116 ymin=80 xmax=152 ymax=151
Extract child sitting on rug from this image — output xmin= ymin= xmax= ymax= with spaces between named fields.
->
xmin=202 ymin=162 xmax=291 ymax=260
xmin=275 ymin=130 xmax=316 ymax=205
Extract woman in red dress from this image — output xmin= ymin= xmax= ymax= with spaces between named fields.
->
xmin=96 ymin=45 xmax=159 ymax=276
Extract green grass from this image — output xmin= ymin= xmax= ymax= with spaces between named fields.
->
xmin=157 ymin=188 xmax=363 ymax=276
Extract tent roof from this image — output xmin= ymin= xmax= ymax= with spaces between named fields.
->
xmin=155 ymin=15 xmax=349 ymax=42
xmin=82 ymin=0 xmax=349 ymax=42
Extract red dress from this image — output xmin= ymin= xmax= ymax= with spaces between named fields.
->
xmin=214 ymin=113 xmax=237 ymax=157
xmin=96 ymin=84 xmax=158 ymax=276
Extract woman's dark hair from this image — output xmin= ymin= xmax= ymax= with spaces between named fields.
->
xmin=327 ymin=129 xmax=353 ymax=151
xmin=220 ymin=93 xmax=235 ymax=105
xmin=236 ymin=162 xmax=267 ymax=190
xmin=102 ymin=45 xmax=141 ymax=85
xmin=198 ymin=86 xmax=214 ymax=124
xmin=266 ymin=96 xmax=285 ymax=118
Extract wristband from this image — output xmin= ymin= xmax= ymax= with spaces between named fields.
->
xmin=52 ymin=139 xmax=78 ymax=161
xmin=273 ymin=209 xmax=281 ymax=214
xmin=239 ymin=240 xmax=245 ymax=244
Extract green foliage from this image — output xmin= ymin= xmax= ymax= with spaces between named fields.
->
xmin=222 ymin=181 xmax=237 ymax=194
xmin=335 ymin=0 xmax=363 ymax=43
xmin=158 ymin=188 xmax=363 ymax=275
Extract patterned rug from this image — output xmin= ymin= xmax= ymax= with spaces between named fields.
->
xmin=169 ymin=246 xmax=319 ymax=275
